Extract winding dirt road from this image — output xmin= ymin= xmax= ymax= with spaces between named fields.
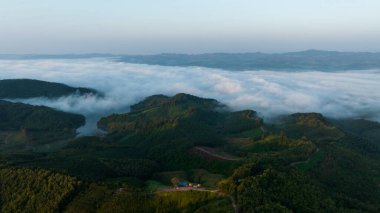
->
xmin=193 ymin=146 xmax=241 ymax=161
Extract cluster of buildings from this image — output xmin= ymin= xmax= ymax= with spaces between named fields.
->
xmin=176 ymin=182 xmax=201 ymax=189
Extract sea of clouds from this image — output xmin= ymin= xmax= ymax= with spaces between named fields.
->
xmin=1 ymin=58 xmax=380 ymax=134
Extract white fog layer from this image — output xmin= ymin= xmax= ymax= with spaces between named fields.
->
xmin=1 ymin=58 xmax=380 ymax=134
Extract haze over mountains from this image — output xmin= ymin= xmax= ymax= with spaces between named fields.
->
xmin=1 ymin=87 xmax=380 ymax=212
xmin=1 ymin=50 xmax=380 ymax=212
xmin=2 ymin=0 xmax=380 ymax=211
xmin=2 ymin=50 xmax=380 ymax=71
xmin=119 ymin=50 xmax=380 ymax=71
xmin=1 ymin=53 xmax=380 ymax=135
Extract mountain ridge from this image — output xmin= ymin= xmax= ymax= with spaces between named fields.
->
xmin=119 ymin=50 xmax=380 ymax=71
xmin=2 ymin=50 xmax=380 ymax=71
xmin=0 ymin=88 xmax=379 ymax=212
xmin=0 ymin=79 xmax=100 ymax=99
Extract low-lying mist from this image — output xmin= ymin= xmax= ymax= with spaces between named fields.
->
xmin=1 ymin=58 xmax=380 ymax=135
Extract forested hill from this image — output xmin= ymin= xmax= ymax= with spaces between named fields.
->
xmin=97 ymin=94 xmax=380 ymax=212
xmin=0 ymin=93 xmax=379 ymax=212
xmin=119 ymin=50 xmax=380 ymax=71
xmin=0 ymin=100 xmax=85 ymax=131
xmin=0 ymin=100 xmax=85 ymax=144
xmin=0 ymin=79 xmax=99 ymax=99
xmin=98 ymin=93 xmax=262 ymax=134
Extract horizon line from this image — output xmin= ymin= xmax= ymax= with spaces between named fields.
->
xmin=1 ymin=49 xmax=380 ymax=56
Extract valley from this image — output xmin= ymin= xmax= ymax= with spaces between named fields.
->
xmin=2 ymin=0 xmax=380 ymax=212
xmin=0 ymin=80 xmax=379 ymax=212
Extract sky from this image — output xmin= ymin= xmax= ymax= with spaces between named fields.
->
xmin=0 ymin=0 xmax=380 ymax=54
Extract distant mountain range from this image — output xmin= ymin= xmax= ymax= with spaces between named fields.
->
xmin=119 ymin=50 xmax=380 ymax=71
xmin=0 ymin=53 xmax=114 ymax=60
xmin=2 ymin=50 xmax=380 ymax=71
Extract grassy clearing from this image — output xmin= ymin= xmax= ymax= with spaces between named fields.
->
xmin=4 ymin=132 xmax=28 ymax=144
xmin=154 ymin=169 xmax=224 ymax=188
xmin=190 ymin=169 xmax=224 ymax=188
xmin=157 ymin=190 xmax=221 ymax=209
xmin=194 ymin=198 xmax=234 ymax=213
xmin=145 ymin=180 xmax=167 ymax=192
xmin=155 ymin=171 xmax=188 ymax=185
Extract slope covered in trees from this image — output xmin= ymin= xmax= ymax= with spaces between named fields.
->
xmin=0 ymin=168 xmax=80 ymax=213
xmin=98 ymin=93 xmax=262 ymax=134
xmin=0 ymin=93 xmax=379 ymax=212
xmin=217 ymin=113 xmax=380 ymax=212
xmin=0 ymin=100 xmax=85 ymax=145
xmin=0 ymin=79 xmax=99 ymax=99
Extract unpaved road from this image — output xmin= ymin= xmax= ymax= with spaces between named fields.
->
xmin=193 ymin=146 xmax=241 ymax=161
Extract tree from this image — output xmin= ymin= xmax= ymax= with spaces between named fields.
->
xmin=171 ymin=177 xmax=180 ymax=187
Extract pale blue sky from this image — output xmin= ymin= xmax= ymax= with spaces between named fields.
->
xmin=0 ymin=0 xmax=379 ymax=54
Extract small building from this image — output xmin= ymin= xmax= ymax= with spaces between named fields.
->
xmin=177 ymin=182 xmax=188 ymax=187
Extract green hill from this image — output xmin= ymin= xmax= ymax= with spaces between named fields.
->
xmin=278 ymin=112 xmax=345 ymax=142
xmin=0 ymin=93 xmax=379 ymax=212
xmin=0 ymin=168 xmax=80 ymax=213
xmin=332 ymin=119 xmax=380 ymax=146
xmin=98 ymin=93 xmax=261 ymax=134
xmin=221 ymin=112 xmax=380 ymax=212
xmin=0 ymin=79 xmax=99 ymax=99
xmin=0 ymin=100 xmax=85 ymax=145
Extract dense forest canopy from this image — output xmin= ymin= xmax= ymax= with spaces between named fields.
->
xmin=0 ymin=100 xmax=84 ymax=131
xmin=0 ymin=89 xmax=379 ymax=212
xmin=0 ymin=79 xmax=99 ymax=99
xmin=0 ymin=100 xmax=85 ymax=145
